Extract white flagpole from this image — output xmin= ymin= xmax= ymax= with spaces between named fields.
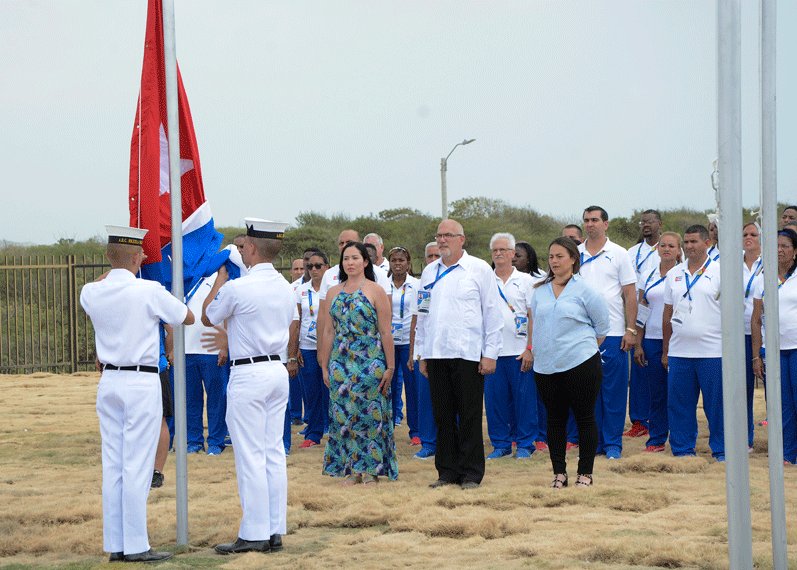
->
xmin=161 ymin=0 xmax=189 ymax=545
xmin=717 ymin=1 xmax=753 ymax=567
xmin=760 ymin=0 xmax=787 ymax=567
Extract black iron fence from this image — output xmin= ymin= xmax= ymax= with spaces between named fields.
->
xmin=0 ymin=255 xmax=292 ymax=374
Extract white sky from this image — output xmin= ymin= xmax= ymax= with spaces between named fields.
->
xmin=1 ymin=0 xmax=795 ymax=244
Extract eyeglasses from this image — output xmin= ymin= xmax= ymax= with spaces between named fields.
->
xmin=305 ymin=263 xmax=325 ymax=270
xmin=435 ymin=233 xmax=463 ymax=240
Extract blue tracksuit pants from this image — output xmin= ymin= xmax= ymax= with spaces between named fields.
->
xmin=289 ymin=366 xmax=304 ymax=422
xmin=629 ymin=346 xmax=650 ymax=427
xmin=780 ymin=348 xmax=797 ymax=464
xmin=595 ymin=336 xmax=629 ymax=455
xmin=743 ymin=335 xmax=755 ymax=447
xmin=640 ymin=338 xmax=668 ymax=447
xmin=484 ymin=355 xmax=539 ymax=450
xmin=668 ymin=356 xmax=724 ymax=458
xmin=299 ymin=348 xmax=329 ymax=443
xmin=185 ymin=354 xmax=228 ymax=448
xmin=416 ymin=362 xmax=437 ymax=452
xmin=395 ymin=344 xmax=419 ymax=438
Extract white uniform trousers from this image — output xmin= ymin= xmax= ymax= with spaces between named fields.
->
xmin=227 ymin=362 xmax=289 ymax=540
xmin=96 ymin=370 xmax=161 ymax=554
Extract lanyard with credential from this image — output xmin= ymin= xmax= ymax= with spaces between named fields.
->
xmin=642 ymin=268 xmax=666 ymax=304
xmin=635 ymin=243 xmax=658 ymax=273
xmin=744 ymin=259 xmax=763 ymax=299
xmin=308 ymin=290 xmax=315 ymax=317
xmin=682 ymin=257 xmax=712 ymax=301
xmin=424 ymin=264 xmax=459 ymax=291
xmin=497 ymin=285 xmax=516 ymax=313
xmin=580 ymin=250 xmax=605 ymax=266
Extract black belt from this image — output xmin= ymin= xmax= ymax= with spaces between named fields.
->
xmin=102 ymin=364 xmax=159 ymax=374
xmin=231 ymin=355 xmax=282 ymax=366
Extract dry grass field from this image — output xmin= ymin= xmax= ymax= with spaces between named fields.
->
xmin=1 ymin=372 xmax=795 ymax=569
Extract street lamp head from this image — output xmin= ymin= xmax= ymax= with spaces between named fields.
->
xmin=463 ymin=138 xmax=476 ymax=145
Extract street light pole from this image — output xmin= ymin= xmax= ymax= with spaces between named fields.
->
xmin=440 ymin=138 xmax=475 ymax=219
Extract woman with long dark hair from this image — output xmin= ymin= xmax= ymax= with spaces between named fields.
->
xmin=751 ymin=228 xmax=797 ymax=464
xmin=318 ymin=242 xmax=398 ymax=484
xmin=530 ymin=237 xmax=609 ymax=488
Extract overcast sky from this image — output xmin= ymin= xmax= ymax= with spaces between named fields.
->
xmin=2 ymin=0 xmax=795 ymax=244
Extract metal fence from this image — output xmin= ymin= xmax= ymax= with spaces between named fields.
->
xmin=0 ymin=255 xmax=292 ymax=374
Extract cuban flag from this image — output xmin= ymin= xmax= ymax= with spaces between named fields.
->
xmin=129 ymin=0 xmax=237 ymax=296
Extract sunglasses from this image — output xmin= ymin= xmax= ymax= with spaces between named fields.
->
xmin=305 ymin=263 xmax=325 ymax=270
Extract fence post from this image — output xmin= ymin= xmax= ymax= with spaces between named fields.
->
xmin=67 ymin=255 xmax=77 ymax=374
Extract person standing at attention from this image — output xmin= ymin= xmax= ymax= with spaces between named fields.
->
xmin=203 ymin=218 xmax=296 ymax=555
xmin=577 ymin=206 xmax=638 ymax=460
xmin=416 ymin=219 xmax=503 ymax=489
xmin=80 ymin=226 xmax=193 ymax=563
xmin=531 ymin=237 xmax=609 ymax=488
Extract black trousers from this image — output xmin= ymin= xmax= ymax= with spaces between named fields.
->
xmin=535 ymin=352 xmax=602 ymax=475
xmin=426 ymin=358 xmax=485 ymax=484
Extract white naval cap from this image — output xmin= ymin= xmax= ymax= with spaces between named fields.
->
xmin=105 ymin=225 xmax=148 ymax=246
xmin=244 ymin=218 xmax=289 ymax=240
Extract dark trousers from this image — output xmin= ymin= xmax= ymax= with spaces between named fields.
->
xmin=535 ymin=352 xmax=602 ymax=475
xmin=426 ymin=358 xmax=485 ymax=484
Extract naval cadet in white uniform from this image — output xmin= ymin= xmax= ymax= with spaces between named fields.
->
xmin=80 ymin=225 xmax=193 ymax=563
xmin=203 ymin=218 xmax=296 ymax=555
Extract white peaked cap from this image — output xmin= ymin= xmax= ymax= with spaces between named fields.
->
xmin=244 ymin=218 xmax=289 ymax=240
xmin=106 ymin=225 xmax=148 ymax=246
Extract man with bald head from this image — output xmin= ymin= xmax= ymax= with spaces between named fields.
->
xmin=415 ymin=219 xmax=503 ymax=489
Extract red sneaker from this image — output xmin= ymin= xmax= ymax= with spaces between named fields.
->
xmin=410 ymin=437 xmax=422 ymax=446
xmin=566 ymin=442 xmax=579 ymax=452
xmin=623 ymin=421 xmax=647 ymax=437
xmin=534 ymin=441 xmax=549 ymax=452
xmin=299 ymin=439 xmax=319 ymax=448
xmin=644 ymin=445 xmax=665 ymax=453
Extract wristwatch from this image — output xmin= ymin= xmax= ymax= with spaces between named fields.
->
xmin=625 ymin=327 xmax=638 ymax=337
xmin=287 ymin=357 xmax=298 ymax=363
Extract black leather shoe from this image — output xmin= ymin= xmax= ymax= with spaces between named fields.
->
xmin=108 ymin=552 xmax=123 ymax=562
xmin=151 ymin=470 xmax=164 ymax=489
xmin=214 ymin=537 xmax=270 ymax=555
xmin=429 ymin=479 xmax=457 ymax=489
xmin=123 ymin=549 xmax=173 ymax=563
xmin=460 ymin=481 xmax=480 ymax=490
xmin=269 ymin=534 xmax=283 ymax=552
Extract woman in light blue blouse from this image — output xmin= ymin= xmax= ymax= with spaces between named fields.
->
xmin=530 ymin=237 xmax=609 ymax=488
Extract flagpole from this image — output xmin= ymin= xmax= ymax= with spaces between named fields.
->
xmin=717 ymin=1 xmax=753 ymax=567
xmin=760 ymin=0 xmax=787 ymax=566
xmin=161 ymin=0 xmax=189 ymax=545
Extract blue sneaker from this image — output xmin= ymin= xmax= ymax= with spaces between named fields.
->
xmin=187 ymin=444 xmax=204 ymax=454
xmin=486 ymin=448 xmax=512 ymax=460
xmin=284 ymin=447 xmax=290 ymax=456
xmin=414 ymin=448 xmax=435 ymax=460
xmin=605 ymin=448 xmax=621 ymax=460
xmin=223 ymin=435 xmax=232 ymax=447
xmin=715 ymin=455 xmax=726 ymax=463
xmin=207 ymin=445 xmax=224 ymax=456
xmin=515 ymin=447 xmax=534 ymax=459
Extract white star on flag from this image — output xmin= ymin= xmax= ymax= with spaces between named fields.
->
xmin=159 ymin=123 xmax=195 ymax=196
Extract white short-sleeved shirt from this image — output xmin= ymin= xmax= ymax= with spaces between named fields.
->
xmin=753 ymin=273 xmax=797 ymax=350
xmin=295 ymin=280 xmax=321 ymax=351
xmin=390 ymin=275 xmax=419 ymax=346
xmin=377 ymin=258 xmax=390 ymax=272
xmin=414 ymin=251 xmax=504 ymax=361
xmin=628 ymin=241 xmax=661 ymax=279
xmin=636 ymin=265 xmax=668 ymax=340
xmin=318 ymin=264 xmax=391 ymax=300
xmin=184 ymin=273 xmax=221 ymax=355
xmin=290 ymin=276 xmax=304 ymax=292
xmin=80 ymin=269 xmax=188 ymax=367
xmin=743 ymin=256 xmax=763 ymax=335
xmin=495 ymin=269 xmax=535 ymax=357
xmin=578 ymin=237 xmax=637 ymax=336
xmin=205 ymin=263 xmax=296 ymax=361
xmin=663 ymin=257 xmax=722 ymax=357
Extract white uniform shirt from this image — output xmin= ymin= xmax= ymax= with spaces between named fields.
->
xmin=414 ymin=251 xmax=503 ymax=361
xmin=627 ymin=241 xmax=660 ymax=279
xmin=742 ymin=256 xmax=763 ymax=335
xmin=205 ymin=263 xmax=295 ymax=361
xmin=495 ymin=268 xmax=534 ymax=357
xmin=578 ymin=237 xmax=637 ymax=336
xmin=290 ymin=276 xmax=304 ymax=292
xmin=663 ymin=257 xmax=722 ymax=358
xmin=318 ymin=264 xmax=391 ymax=300
xmin=377 ymin=258 xmax=390 ymax=272
xmin=183 ymin=273 xmax=223 ymax=355
xmin=80 ymin=269 xmax=188 ymax=366
xmin=636 ymin=265 xmax=668 ymax=340
xmin=295 ymin=280 xmax=322 ymax=351
xmin=390 ymin=275 xmax=419 ymax=345
xmin=753 ymin=273 xmax=797 ymax=350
